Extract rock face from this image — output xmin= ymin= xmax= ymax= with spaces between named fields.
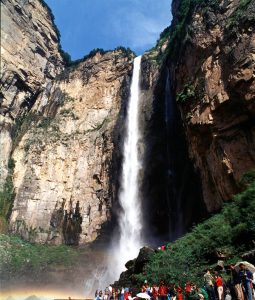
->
xmin=113 ymin=246 xmax=155 ymax=290
xmin=168 ymin=0 xmax=255 ymax=211
xmin=138 ymin=53 xmax=205 ymax=240
xmin=9 ymin=51 xmax=133 ymax=244
xmin=0 ymin=0 xmax=64 ymax=188
xmin=2 ymin=0 xmax=255 ymax=247
xmin=1 ymin=0 xmax=134 ymax=244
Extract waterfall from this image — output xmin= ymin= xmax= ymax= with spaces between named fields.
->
xmin=114 ymin=55 xmax=143 ymax=277
xmin=84 ymin=56 xmax=143 ymax=295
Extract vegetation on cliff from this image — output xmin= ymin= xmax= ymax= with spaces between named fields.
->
xmin=65 ymin=46 xmax=134 ymax=67
xmin=0 ymin=233 xmax=79 ymax=272
xmin=0 ymin=159 xmax=15 ymax=232
xmin=148 ymin=0 xmax=254 ymax=65
xmin=134 ymin=171 xmax=255 ymax=286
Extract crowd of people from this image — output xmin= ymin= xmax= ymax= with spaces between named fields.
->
xmin=94 ymin=263 xmax=255 ymax=300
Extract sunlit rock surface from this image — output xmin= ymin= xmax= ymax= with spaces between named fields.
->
xmin=0 ymin=0 xmax=64 ymax=188
xmin=9 ymin=51 xmax=133 ymax=244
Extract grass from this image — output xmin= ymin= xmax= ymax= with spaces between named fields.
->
xmin=0 ymin=234 xmax=79 ymax=272
xmin=134 ymin=170 xmax=255 ymax=287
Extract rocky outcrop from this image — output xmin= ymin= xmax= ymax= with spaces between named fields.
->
xmin=0 ymin=0 xmax=64 ymax=188
xmin=112 ymin=246 xmax=155 ymax=290
xmin=9 ymin=50 xmax=133 ymax=244
xmin=167 ymin=0 xmax=255 ymax=211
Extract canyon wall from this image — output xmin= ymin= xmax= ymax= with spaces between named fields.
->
xmin=167 ymin=0 xmax=255 ymax=211
xmin=9 ymin=51 xmax=133 ymax=244
xmin=0 ymin=0 xmax=64 ymax=188
xmin=1 ymin=0 xmax=134 ymax=244
xmin=139 ymin=50 xmax=205 ymax=241
xmin=1 ymin=0 xmax=255 ymax=246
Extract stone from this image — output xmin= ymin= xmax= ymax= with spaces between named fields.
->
xmin=134 ymin=246 xmax=155 ymax=274
xmin=169 ymin=0 xmax=255 ymax=212
xmin=0 ymin=0 xmax=64 ymax=188
xmin=9 ymin=50 xmax=133 ymax=244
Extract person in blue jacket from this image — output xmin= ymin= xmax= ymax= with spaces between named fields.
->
xmin=238 ymin=263 xmax=253 ymax=300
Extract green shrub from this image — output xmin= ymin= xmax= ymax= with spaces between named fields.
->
xmin=227 ymin=0 xmax=253 ymax=30
xmin=0 ymin=159 xmax=16 ymax=227
xmin=11 ymin=113 xmax=39 ymax=149
xmin=176 ymin=83 xmax=195 ymax=102
xmin=136 ymin=173 xmax=255 ymax=286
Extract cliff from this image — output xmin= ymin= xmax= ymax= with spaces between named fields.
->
xmin=0 ymin=0 xmax=64 ymax=187
xmin=0 ymin=0 xmax=134 ymax=244
xmin=167 ymin=0 xmax=255 ymax=211
xmin=1 ymin=0 xmax=254 ymax=247
xmin=9 ymin=51 xmax=133 ymax=244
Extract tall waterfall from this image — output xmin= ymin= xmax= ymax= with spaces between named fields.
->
xmin=84 ymin=56 xmax=143 ymax=295
xmin=114 ymin=55 xmax=143 ymax=276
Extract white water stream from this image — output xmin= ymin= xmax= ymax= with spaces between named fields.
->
xmin=114 ymin=55 xmax=143 ymax=276
xmin=84 ymin=56 xmax=143 ymax=295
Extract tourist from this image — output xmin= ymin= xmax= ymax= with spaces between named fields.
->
xmin=168 ymin=283 xmax=176 ymax=300
xmin=204 ymin=269 xmax=216 ymax=300
xmin=94 ymin=291 xmax=102 ymax=300
xmin=120 ymin=288 xmax=124 ymax=300
xmin=103 ymin=290 xmax=108 ymax=300
xmin=238 ymin=263 xmax=253 ymax=300
xmin=176 ymin=286 xmax=183 ymax=300
xmin=152 ymin=283 xmax=159 ymax=300
xmin=200 ymin=287 xmax=208 ymax=300
xmin=185 ymin=282 xmax=192 ymax=294
xmin=142 ymin=280 xmax=149 ymax=293
xmin=95 ymin=291 xmax=101 ymax=300
xmin=186 ymin=285 xmax=200 ymax=300
xmin=197 ymin=288 xmax=204 ymax=300
xmin=124 ymin=288 xmax=130 ymax=300
xmin=214 ymin=272 xmax=224 ymax=300
xmin=158 ymin=280 xmax=168 ymax=300
xmin=229 ymin=264 xmax=244 ymax=300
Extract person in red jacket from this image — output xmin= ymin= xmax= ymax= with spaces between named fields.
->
xmin=124 ymin=289 xmax=130 ymax=300
xmin=152 ymin=283 xmax=159 ymax=300
xmin=185 ymin=281 xmax=192 ymax=294
xmin=158 ymin=280 xmax=168 ymax=300
xmin=141 ymin=280 xmax=149 ymax=292
xmin=176 ymin=286 xmax=183 ymax=300
xmin=215 ymin=272 xmax=224 ymax=300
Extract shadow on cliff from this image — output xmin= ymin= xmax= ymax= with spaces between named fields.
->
xmin=140 ymin=61 xmax=207 ymax=244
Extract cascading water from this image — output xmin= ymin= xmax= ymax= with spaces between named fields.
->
xmin=113 ymin=55 xmax=143 ymax=277
xmin=85 ymin=56 xmax=144 ymax=294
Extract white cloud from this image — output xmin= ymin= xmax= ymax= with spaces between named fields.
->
xmin=107 ymin=2 xmax=170 ymax=52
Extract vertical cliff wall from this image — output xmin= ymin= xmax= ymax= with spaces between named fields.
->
xmin=166 ymin=0 xmax=255 ymax=212
xmin=0 ymin=0 xmax=134 ymax=244
xmin=139 ymin=54 xmax=205 ymax=242
xmin=2 ymin=0 xmax=254 ymax=247
xmin=9 ymin=51 xmax=133 ymax=244
xmin=0 ymin=0 xmax=64 ymax=189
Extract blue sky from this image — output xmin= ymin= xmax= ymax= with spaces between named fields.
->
xmin=45 ymin=0 xmax=172 ymax=60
